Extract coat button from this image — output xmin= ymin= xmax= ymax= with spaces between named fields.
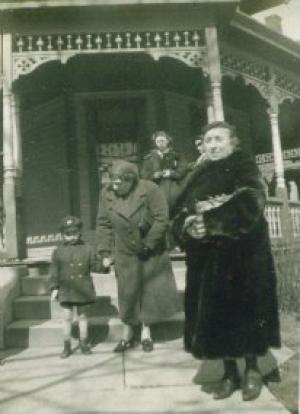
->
xmin=70 ymin=264 xmax=74 ymax=267
xmin=78 ymin=274 xmax=83 ymax=278
xmin=131 ymin=240 xmax=136 ymax=245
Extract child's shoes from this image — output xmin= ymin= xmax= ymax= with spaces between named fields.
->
xmin=60 ymin=340 xmax=72 ymax=359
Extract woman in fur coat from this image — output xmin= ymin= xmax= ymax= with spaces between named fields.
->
xmin=172 ymin=121 xmax=280 ymax=402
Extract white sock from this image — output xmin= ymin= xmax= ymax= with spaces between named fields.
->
xmin=141 ymin=324 xmax=151 ymax=341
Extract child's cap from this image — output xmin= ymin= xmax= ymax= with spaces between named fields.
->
xmin=59 ymin=216 xmax=82 ymax=232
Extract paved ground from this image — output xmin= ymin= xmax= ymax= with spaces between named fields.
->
xmin=0 ymin=339 xmax=296 ymax=414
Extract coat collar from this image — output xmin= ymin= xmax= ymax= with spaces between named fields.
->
xmin=105 ymin=181 xmax=147 ymax=219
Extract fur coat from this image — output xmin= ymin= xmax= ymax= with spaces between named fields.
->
xmin=172 ymin=150 xmax=281 ymax=359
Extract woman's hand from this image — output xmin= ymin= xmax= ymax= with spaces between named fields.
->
xmin=103 ymin=257 xmax=113 ymax=268
xmin=183 ymin=214 xmax=206 ymax=239
xmin=50 ymin=289 xmax=59 ymax=302
xmin=153 ymin=171 xmax=163 ymax=180
xmin=162 ymin=169 xmax=171 ymax=178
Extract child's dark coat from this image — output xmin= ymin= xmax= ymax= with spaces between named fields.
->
xmin=49 ymin=240 xmax=97 ymax=306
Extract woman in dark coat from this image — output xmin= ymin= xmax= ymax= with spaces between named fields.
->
xmin=96 ymin=160 xmax=179 ymax=353
xmin=141 ymin=130 xmax=187 ymax=212
xmin=172 ymin=121 xmax=280 ymax=402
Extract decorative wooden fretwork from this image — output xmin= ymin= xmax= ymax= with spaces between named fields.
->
xmin=273 ymin=69 xmax=300 ymax=104
xmin=12 ymin=30 xmax=207 ymax=80
xmin=221 ymin=48 xmax=271 ymax=101
xmin=221 ymin=49 xmax=270 ymax=83
xmin=220 ymin=46 xmax=300 ymax=105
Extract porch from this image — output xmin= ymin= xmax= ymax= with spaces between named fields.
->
xmin=0 ymin=2 xmax=300 ymax=261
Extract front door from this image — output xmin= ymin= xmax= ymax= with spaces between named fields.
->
xmin=85 ymin=96 xmax=147 ymax=230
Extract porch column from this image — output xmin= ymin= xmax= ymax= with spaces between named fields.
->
xmin=268 ymin=104 xmax=285 ymax=194
xmin=205 ymin=27 xmax=224 ymax=122
xmin=2 ymin=33 xmax=26 ymax=259
xmin=204 ymin=80 xmax=215 ymax=123
xmin=268 ymin=100 xmax=293 ymax=243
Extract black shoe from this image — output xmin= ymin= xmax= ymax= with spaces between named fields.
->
xmin=113 ymin=338 xmax=137 ymax=353
xmin=60 ymin=341 xmax=72 ymax=359
xmin=213 ymin=376 xmax=240 ymax=400
xmin=242 ymin=369 xmax=263 ymax=401
xmin=79 ymin=339 xmax=92 ymax=355
xmin=141 ymin=338 xmax=154 ymax=353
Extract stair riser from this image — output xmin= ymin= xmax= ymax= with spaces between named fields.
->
xmin=20 ymin=270 xmax=186 ymax=296
xmin=21 ymin=278 xmax=49 ymax=296
xmin=20 ymin=274 xmax=119 ymax=297
xmin=5 ymin=320 xmax=184 ymax=348
xmin=14 ymin=297 xmax=121 ymax=320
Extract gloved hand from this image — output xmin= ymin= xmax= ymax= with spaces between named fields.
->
xmin=92 ymin=253 xmax=112 ymax=274
xmin=138 ymin=245 xmax=153 ymax=261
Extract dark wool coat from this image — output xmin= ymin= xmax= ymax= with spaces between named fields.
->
xmin=172 ymin=150 xmax=281 ymax=359
xmin=96 ymin=179 xmax=179 ymax=325
xmin=49 ymin=241 xmax=96 ymax=306
xmin=141 ymin=149 xmax=187 ymax=211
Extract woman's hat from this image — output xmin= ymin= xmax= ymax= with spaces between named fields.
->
xmin=109 ymin=160 xmax=138 ymax=178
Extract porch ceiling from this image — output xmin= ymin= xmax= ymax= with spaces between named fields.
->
xmin=0 ymin=0 xmax=240 ymax=10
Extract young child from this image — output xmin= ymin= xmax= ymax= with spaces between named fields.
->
xmin=49 ymin=216 xmax=97 ymax=358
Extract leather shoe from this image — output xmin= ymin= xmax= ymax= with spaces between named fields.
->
xmin=79 ymin=339 xmax=92 ymax=355
xmin=213 ymin=376 xmax=240 ymax=400
xmin=141 ymin=338 xmax=154 ymax=352
xmin=113 ymin=338 xmax=137 ymax=353
xmin=242 ymin=369 xmax=263 ymax=401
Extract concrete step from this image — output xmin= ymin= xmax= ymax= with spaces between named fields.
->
xmin=14 ymin=295 xmax=120 ymax=320
xmin=5 ymin=313 xmax=184 ymax=348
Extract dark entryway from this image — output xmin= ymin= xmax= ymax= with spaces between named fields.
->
xmin=85 ymin=96 xmax=147 ymax=228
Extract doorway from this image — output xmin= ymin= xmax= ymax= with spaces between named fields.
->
xmin=82 ymin=94 xmax=147 ymax=232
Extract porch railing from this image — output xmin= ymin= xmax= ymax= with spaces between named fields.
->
xmin=289 ymin=202 xmax=300 ymax=238
xmin=265 ymin=198 xmax=283 ymax=239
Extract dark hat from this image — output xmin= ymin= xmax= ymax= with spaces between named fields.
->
xmin=59 ymin=216 xmax=82 ymax=231
xmin=109 ymin=160 xmax=138 ymax=178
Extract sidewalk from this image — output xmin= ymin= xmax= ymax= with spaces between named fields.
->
xmin=0 ymin=339 xmax=295 ymax=414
